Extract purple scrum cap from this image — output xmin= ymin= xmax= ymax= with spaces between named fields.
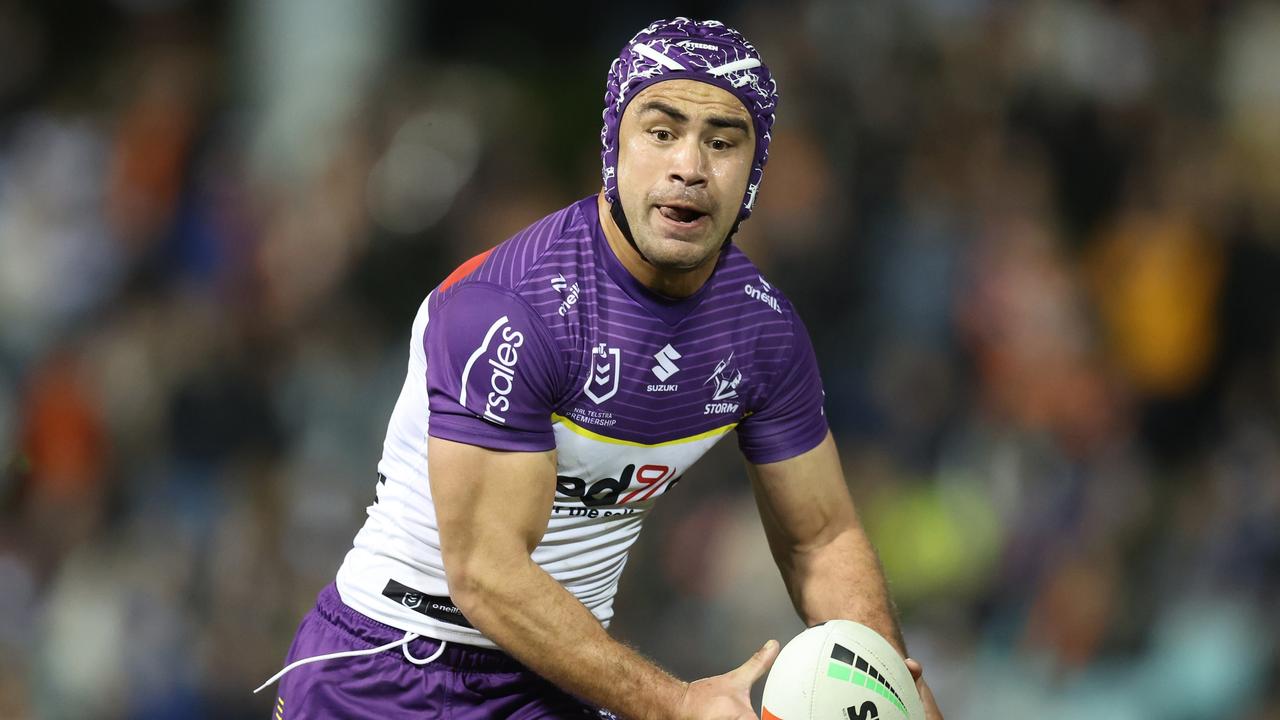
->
xmin=601 ymin=17 xmax=779 ymax=221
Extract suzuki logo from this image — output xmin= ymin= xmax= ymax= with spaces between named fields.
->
xmin=651 ymin=344 xmax=681 ymax=381
xmin=584 ymin=342 xmax=621 ymax=404
xmin=551 ymin=273 xmax=568 ymax=293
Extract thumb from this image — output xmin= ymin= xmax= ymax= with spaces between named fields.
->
xmin=729 ymin=639 xmax=780 ymax=685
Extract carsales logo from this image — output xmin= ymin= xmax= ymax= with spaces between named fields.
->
xmin=459 ymin=316 xmax=525 ymax=425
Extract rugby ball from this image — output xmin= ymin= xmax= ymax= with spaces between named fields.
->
xmin=761 ymin=620 xmax=924 ymax=720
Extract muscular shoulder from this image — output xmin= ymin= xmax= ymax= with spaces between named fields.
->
xmin=714 ymin=244 xmax=805 ymax=335
xmin=434 ymin=198 xmax=594 ymax=304
xmin=713 ymin=247 xmax=829 ymax=464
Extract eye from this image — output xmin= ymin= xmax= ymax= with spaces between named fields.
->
xmin=652 ymin=129 xmax=674 ymax=141
xmin=709 ymin=139 xmax=731 ymax=151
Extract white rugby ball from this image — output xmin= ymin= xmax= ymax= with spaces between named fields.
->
xmin=761 ymin=620 xmax=924 ymax=720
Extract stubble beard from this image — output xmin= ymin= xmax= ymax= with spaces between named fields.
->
xmin=628 ymin=193 xmax=727 ymax=273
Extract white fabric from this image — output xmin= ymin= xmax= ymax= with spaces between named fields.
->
xmin=707 ymin=57 xmax=762 ymax=76
xmin=335 ymin=295 xmax=734 ymax=648
xmin=632 ymin=42 xmax=686 ymax=70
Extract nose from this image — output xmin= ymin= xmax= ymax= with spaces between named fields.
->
xmin=668 ymin=136 xmax=707 ymax=188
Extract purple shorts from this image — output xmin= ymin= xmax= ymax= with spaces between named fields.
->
xmin=270 ymin=583 xmax=610 ymax=719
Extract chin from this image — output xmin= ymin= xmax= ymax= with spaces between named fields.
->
xmin=638 ymin=234 xmax=721 ymax=271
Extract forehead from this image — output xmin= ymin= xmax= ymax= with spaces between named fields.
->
xmin=625 ymin=79 xmax=752 ymax=124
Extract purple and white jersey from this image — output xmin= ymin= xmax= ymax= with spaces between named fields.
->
xmin=336 ymin=196 xmax=828 ymax=647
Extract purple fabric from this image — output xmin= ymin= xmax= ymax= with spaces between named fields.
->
xmin=735 ymin=310 xmax=830 ymax=464
xmin=600 ymin=17 xmax=779 ymax=220
xmin=426 ymin=284 xmax=565 ymax=452
xmin=273 ymin=584 xmax=608 ymax=719
xmin=422 ymin=195 xmax=828 ymax=461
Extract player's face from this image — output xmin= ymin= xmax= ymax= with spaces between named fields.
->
xmin=616 ymin=79 xmax=755 ymax=272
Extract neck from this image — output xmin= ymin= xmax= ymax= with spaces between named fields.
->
xmin=596 ymin=191 xmax=718 ymax=299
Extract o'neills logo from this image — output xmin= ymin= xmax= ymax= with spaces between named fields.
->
xmin=459 ymin=315 xmax=525 ymax=424
xmin=744 ymin=281 xmax=782 ymax=313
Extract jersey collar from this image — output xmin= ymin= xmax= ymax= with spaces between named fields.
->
xmin=582 ymin=195 xmax=722 ymax=327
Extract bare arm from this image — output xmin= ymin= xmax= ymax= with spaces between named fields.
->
xmin=748 ymin=432 xmax=943 ymax=718
xmin=747 ymin=432 xmax=905 ymax=651
xmin=429 ymin=436 xmax=776 ymax=720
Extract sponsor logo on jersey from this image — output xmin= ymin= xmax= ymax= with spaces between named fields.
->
xmin=459 ymin=315 xmax=525 ymax=425
xmin=553 ymin=463 xmax=682 ymax=516
xmin=744 ymin=275 xmax=782 ymax=313
xmin=705 ymin=352 xmax=743 ymax=414
xmin=651 ymin=343 xmax=681 ymax=383
xmin=567 ymin=406 xmax=615 ymax=427
xmin=584 ymin=342 xmax=621 ymax=404
xmin=553 ymin=273 xmax=581 ymax=316
xmin=382 ymin=579 xmax=474 ymax=629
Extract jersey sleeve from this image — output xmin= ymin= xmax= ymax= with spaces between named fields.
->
xmin=425 ymin=283 xmax=563 ymax=452
xmin=737 ymin=310 xmax=830 ymax=464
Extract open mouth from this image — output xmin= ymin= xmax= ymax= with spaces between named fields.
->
xmin=657 ymin=204 xmax=708 ymax=226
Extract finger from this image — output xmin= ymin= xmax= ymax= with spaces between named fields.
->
xmin=729 ymin=639 xmax=780 ymax=685
xmin=917 ymin=677 xmax=943 ymax=720
xmin=905 ymin=657 xmax=923 ymax=681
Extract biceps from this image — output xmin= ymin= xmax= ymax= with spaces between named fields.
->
xmin=427 ymin=436 xmax=556 ymax=568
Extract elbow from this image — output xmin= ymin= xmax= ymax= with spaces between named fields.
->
xmin=441 ymin=548 xmax=488 ymax=616
xmin=441 ymin=544 xmax=526 ymax=620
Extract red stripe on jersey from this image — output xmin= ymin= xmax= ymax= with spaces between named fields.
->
xmin=762 ymin=708 xmax=784 ymax=720
xmin=438 ymin=248 xmax=495 ymax=292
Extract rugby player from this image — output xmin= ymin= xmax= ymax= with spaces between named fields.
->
xmin=260 ymin=17 xmax=942 ymax=719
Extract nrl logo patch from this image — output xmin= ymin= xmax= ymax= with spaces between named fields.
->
xmin=584 ymin=342 xmax=621 ymax=404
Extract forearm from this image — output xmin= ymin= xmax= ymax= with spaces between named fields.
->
xmin=782 ymin=522 xmax=907 ymax=656
xmin=453 ymin=555 xmax=685 ymax=720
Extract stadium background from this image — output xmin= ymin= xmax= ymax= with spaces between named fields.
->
xmin=1 ymin=0 xmax=1278 ymax=717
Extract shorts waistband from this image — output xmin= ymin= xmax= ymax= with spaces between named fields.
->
xmin=315 ymin=582 xmax=526 ymax=673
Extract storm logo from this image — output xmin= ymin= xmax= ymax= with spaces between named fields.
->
xmin=704 ymin=352 xmax=744 ymax=414
xmin=707 ymin=353 xmax=743 ymax=400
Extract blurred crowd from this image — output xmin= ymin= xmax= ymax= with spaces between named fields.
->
xmin=1 ymin=1 xmax=1277 ymax=718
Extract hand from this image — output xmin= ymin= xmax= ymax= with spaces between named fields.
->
xmin=905 ymin=658 xmax=944 ymax=720
xmin=674 ymin=640 xmax=780 ymax=720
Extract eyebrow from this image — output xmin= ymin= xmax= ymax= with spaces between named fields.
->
xmin=639 ymin=100 xmax=750 ymax=134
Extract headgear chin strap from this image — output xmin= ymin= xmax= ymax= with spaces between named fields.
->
xmin=600 ymin=17 xmax=779 ymax=228
xmin=608 ymin=197 xmax=741 ymax=270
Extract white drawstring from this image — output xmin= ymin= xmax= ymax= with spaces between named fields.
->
xmin=253 ymin=631 xmax=447 ymax=693
xmin=401 ymin=632 xmax=447 ymax=665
